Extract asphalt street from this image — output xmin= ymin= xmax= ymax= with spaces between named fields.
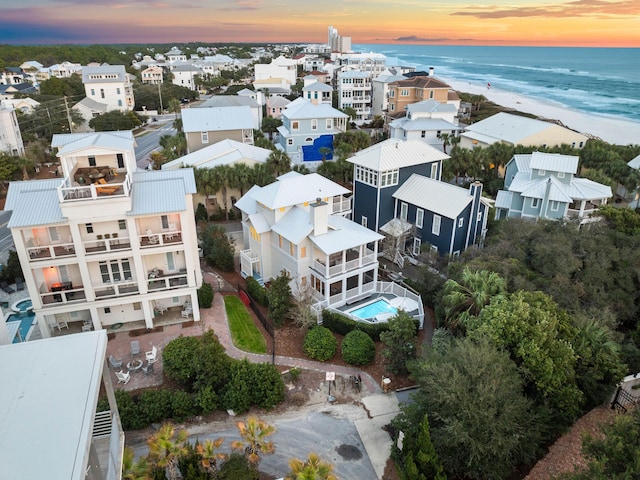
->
xmin=134 ymin=115 xmax=176 ymax=170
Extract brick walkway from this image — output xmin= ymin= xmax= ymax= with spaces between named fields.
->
xmin=106 ymin=274 xmax=382 ymax=394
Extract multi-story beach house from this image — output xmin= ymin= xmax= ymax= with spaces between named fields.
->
xmin=0 ymin=102 xmax=25 ymax=156
xmin=82 ymin=64 xmax=134 ymax=112
xmin=170 ymin=63 xmax=203 ymax=91
xmin=0 ymin=330 xmax=124 ymax=480
xmin=182 ymin=106 xmax=254 ymax=154
xmin=371 ymin=71 xmax=406 ymax=118
xmin=266 ymin=95 xmax=291 ymax=118
xmin=254 ymin=55 xmax=298 ymax=90
xmin=337 ymin=70 xmax=372 ymax=124
xmin=388 ymin=99 xmax=461 ymax=149
xmin=200 ymin=95 xmax=263 ymax=130
xmin=459 ymin=112 xmax=589 ymax=149
xmin=302 ymin=78 xmax=333 ymax=105
xmin=386 ymin=75 xmax=453 ymax=116
xmin=141 ymin=65 xmax=164 ymax=85
xmin=3 ymin=131 xmax=202 ymax=338
xmin=165 ymin=47 xmax=187 ymax=64
xmin=276 ymin=99 xmax=348 ymax=164
xmin=494 ymin=152 xmax=612 ymax=220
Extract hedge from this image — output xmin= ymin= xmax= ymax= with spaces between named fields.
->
xmin=321 ymin=309 xmax=420 ymax=341
xmin=246 ymin=276 xmax=269 ymax=306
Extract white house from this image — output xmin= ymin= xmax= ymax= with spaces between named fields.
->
xmin=3 ymin=131 xmax=203 ymax=338
xmin=302 ymin=79 xmax=333 ymax=106
xmin=337 ymin=70 xmax=372 ymax=124
xmin=372 ymin=71 xmax=406 ymax=117
xmin=82 ymin=64 xmax=134 ymax=112
xmin=254 ymin=55 xmax=298 ymax=89
xmin=389 ymin=99 xmax=462 ymax=148
xmin=170 ymin=63 xmax=203 ymax=91
xmin=459 ymin=112 xmax=589 ymax=149
xmin=0 ymin=102 xmax=25 ymax=156
xmin=141 ymin=65 xmax=164 ymax=85
xmin=0 ymin=330 xmax=124 ymax=480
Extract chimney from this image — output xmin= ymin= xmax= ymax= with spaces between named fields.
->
xmin=310 ymin=197 xmax=329 ymax=236
xmin=428 ymin=67 xmax=434 ymax=77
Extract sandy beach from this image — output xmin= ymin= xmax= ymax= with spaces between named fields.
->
xmin=439 ymin=76 xmax=640 ymax=146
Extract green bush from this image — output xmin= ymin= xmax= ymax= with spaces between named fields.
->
xmin=250 ymin=362 xmax=286 ymax=409
xmin=114 ymin=389 xmax=144 ymax=430
xmin=341 ymin=329 xmax=376 ymax=365
xmin=219 ymin=453 xmax=259 ymax=480
xmin=162 ymin=335 xmax=202 ymax=387
xmin=303 ymin=326 xmax=337 ymax=361
xmin=223 ymin=360 xmax=253 ymax=414
xmin=197 ymin=282 xmax=214 ymax=308
xmin=171 ymin=390 xmax=196 ymax=422
xmin=246 ymin=276 xmax=268 ymax=306
xmin=195 ymin=385 xmax=219 ymax=414
xmin=138 ymin=389 xmax=174 ymax=425
xmin=195 ymin=202 xmax=208 ymax=223
xmin=223 ymin=359 xmax=285 ymax=414
xmin=321 ymin=309 xmax=392 ymax=341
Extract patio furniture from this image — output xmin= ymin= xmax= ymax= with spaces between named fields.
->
xmin=154 ymin=302 xmax=168 ymax=314
xmin=15 ymin=277 xmax=25 ymax=291
xmin=55 ymin=319 xmax=69 ymax=331
xmin=165 ymin=223 xmax=177 ymax=240
xmin=108 ymin=355 xmax=123 ymax=369
xmin=116 ymin=370 xmax=130 ymax=384
xmin=127 ymin=359 xmax=143 ymax=373
xmin=82 ymin=320 xmax=93 ymax=332
xmin=146 ymin=229 xmax=158 ymax=244
xmin=145 ymin=345 xmax=158 ymax=364
xmin=1 ymin=281 xmax=15 ymax=294
xmin=130 ymin=340 xmax=141 ymax=357
xmin=142 ymin=362 xmax=155 ymax=375
xmin=181 ymin=307 xmax=192 ymax=319
xmin=64 ymin=236 xmax=74 ymax=252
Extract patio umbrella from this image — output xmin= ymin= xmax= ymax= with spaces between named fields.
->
xmin=389 ymin=296 xmax=419 ymax=312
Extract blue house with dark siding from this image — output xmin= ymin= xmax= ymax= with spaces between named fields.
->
xmin=347 ymin=139 xmax=450 ymax=232
xmin=392 ymin=175 xmax=490 ymax=256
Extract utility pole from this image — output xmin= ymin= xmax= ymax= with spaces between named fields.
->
xmin=158 ymin=82 xmax=163 ymax=114
xmin=64 ymin=96 xmax=73 ymax=132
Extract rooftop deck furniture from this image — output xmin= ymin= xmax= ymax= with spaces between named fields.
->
xmin=146 ymin=229 xmax=158 ymax=244
xmin=116 ymin=370 xmax=130 ymax=384
xmin=1 ymin=281 xmax=15 ymax=294
xmin=15 ymin=277 xmax=25 ymax=291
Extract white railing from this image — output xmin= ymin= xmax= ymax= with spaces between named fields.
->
xmin=27 ymin=241 xmax=76 ymax=261
xmin=312 ymin=249 xmax=376 ymax=278
xmin=332 ymin=197 xmax=351 ymax=213
xmin=84 ymin=235 xmax=131 ymax=255
xmin=147 ymin=272 xmax=189 ymax=291
xmin=138 ymin=229 xmax=182 ymax=249
xmin=41 ymin=286 xmax=86 ymax=305
xmin=94 ymin=281 xmax=139 ymax=299
xmin=57 ymin=173 xmax=132 ymax=202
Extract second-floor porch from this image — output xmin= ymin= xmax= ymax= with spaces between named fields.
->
xmin=310 ymin=245 xmax=377 ymax=280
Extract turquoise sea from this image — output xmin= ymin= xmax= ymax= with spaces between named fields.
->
xmin=353 ymin=44 xmax=640 ymax=123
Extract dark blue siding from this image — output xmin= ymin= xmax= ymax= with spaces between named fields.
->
xmin=352 ymin=181 xmax=378 ymax=229
xmin=302 ymin=135 xmax=334 ymax=161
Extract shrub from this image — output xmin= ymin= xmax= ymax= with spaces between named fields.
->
xmin=251 ymin=362 xmax=286 ymax=409
xmin=341 ymin=329 xmax=376 ymax=366
xmin=303 ymin=326 xmax=337 ymax=361
xmin=267 ymin=271 xmax=292 ymax=327
xmin=197 ymin=282 xmax=214 ymax=308
xmin=114 ymin=389 xmax=144 ymax=430
xmin=171 ymin=390 xmax=196 ymax=422
xmin=219 ymin=453 xmax=259 ymax=480
xmin=246 ymin=276 xmax=268 ymax=306
xmin=195 ymin=202 xmax=208 ymax=222
xmin=162 ymin=335 xmax=201 ymax=387
xmin=138 ymin=389 xmax=174 ymax=425
xmin=201 ymin=223 xmax=235 ymax=271
xmin=289 ymin=366 xmax=301 ymax=382
xmin=321 ymin=309 xmax=392 ymax=341
xmin=223 ymin=360 xmax=253 ymax=414
xmin=223 ymin=359 xmax=285 ymax=414
xmin=195 ymin=385 xmax=219 ymax=414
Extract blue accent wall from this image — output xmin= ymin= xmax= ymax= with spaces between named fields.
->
xmin=302 ymin=134 xmax=334 ymax=161
xmin=352 ymin=181 xmax=378 ymax=229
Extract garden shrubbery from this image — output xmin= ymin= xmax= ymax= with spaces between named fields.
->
xmin=197 ymin=282 xmax=214 ymax=308
xmin=246 ymin=276 xmax=268 ymax=306
xmin=341 ymin=330 xmax=376 ymax=365
xmin=321 ymin=309 xmax=390 ymax=341
xmin=303 ymin=326 xmax=337 ymax=361
xmin=112 ymin=331 xmax=285 ymax=430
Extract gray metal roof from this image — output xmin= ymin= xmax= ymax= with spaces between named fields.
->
xmin=348 ymin=139 xmax=449 ymax=171
xmin=390 ymin=117 xmax=461 ymax=132
xmin=302 ymin=82 xmax=333 ymax=92
xmin=628 ymin=154 xmax=640 ymax=170
xmin=247 ymin=213 xmax=271 ymax=234
xmin=283 ymin=100 xmax=347 ymax=120
xmin=393 ymin=174 xmax=473 ymax=219
xmin=529 ymin=151 xmax=579 ymax=174
xmin=132 ymin=168 xmax=196 ymax=193
xmin=81 ymin=64 xmax=127 ymax=83
xmin=182 ymin=106 xmax=253 ymax=133
xmin=73 ymin=97 xmax=108 ymax=112
xmin=52 ymin=131 xmax=135 ymax=154
xmin=0 ymin=331 xmax=107 ymax=480
xmin=199 ymin=96 xmax=260 ymax=109
xmin=129 ymin=178 xmax=187 ymax=215
xmin=235 ymin=185 xmax=262 ymax=214
xmin=163 ymin=139 xmax=270 ymax=170
xmin=7 ymin=188 xmax=65 ymax=228
xmin=310 ymin=215 xmax=383 ymax=255
xmin=251 ymin=173 xmax=349 ymax=210
xmin=407 ymin=99 xmax=457 ymax=114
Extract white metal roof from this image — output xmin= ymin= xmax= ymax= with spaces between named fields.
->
xmin=247 ymin=213 xmax=271 ymax=234
xmin=495 ymin=190 xmax=513 ymax=209
xmin=162 ymin=139 xmax=270 ymax=170
xmin=393 ymin=174 xmax=474 ymax=219
xmin=52 ymin=131 xmax=135 ymax=154
xmin=0 ymin=331 xmax=107 ymax=480
xmin=283 ymin=100 xmax=347 ymax=120
xmin=347 ymin=139 xmax=449 ymax=171
xmin=569 ymin=178 xmax=612 ymax=200
xmin=133 ymin=169 xmax=197 ymax=193
xmin=407 ymin=100 xmax=457 ymax=114
xmin=182 ymin=106 xmax=253 ymax=133
xmin=272 ymin=206 xmax=313 ymax=244
xmin=251 ymin=173 xmax=349 ymax=210
xmin=310 ymin=215 xmax=383 ymax=255
xmin=129 ymin=171 xmax=197 ymax=215
xmin=235 ymin=185 xmax=262 ymax=214
xmin=628 ymin=154 xmax=640 ymax=170
xmin=390 ymin=117 xmax=461 ymax=132
xmin=82 ymin=64 xmax=127 ymax=83
xmin=302 ymin=82 xmax=333 ymax=92
xmin=7 ymin=188 xmax=65 ymax=228
xmin=529 ymin=151 xmax=579 ymax=174
xmin=199 ymin=96 xmax=260 ymax=109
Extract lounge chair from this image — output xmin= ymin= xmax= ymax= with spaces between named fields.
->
xmin=0 ymin=281 xmax=15 ymax=294
xmin=116 ymin=370 xmax=131 ymax=384
xmin=145 ymin=345 xmax=158 ymax=364
xmin=15 ymin=277 xmax=25 ymax=291
xmin=181 ymin=307 xmax=192 ymax=319
xmin=108 ymin=355 xmax=123 ymax=369
xmin=130 ymin=340 xmax=141 ymax=357
xmin=146 ymin=229 xmax=158 ymax=244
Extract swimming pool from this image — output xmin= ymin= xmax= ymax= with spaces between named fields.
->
xmin=12 ymin=298 xmax=33 ymax=313
xmin=348 ymin=299 xmax=398 ymax=320
xmin=6 ymin=311 xmax=36 ymax=343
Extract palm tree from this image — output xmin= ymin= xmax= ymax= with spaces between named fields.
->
xmin=442 ymin=268 xmax=507 ymax=335
xmin=266 ymin=150 xmax=291 ymax=177
xmin=122 ymin=446 xmax=151 ymax=480
xmin=231 ymin=416 xmax=276 ymax=467
xmin=195 ymin=438 xmax=227 ymax=477
xmin=230 ymin=163 xmax=253 ymax=197
xmin=440 ymin=133 xmax=451 ymax=154
xmin=167 ymin=98 xmax=181 ymax=120
xmin=318 ymin=146 xmax=332 ymax=162
xmin=146 ymin=423 xmax=189 ymax=480
xmin=210 ymin=164 xmax=231 ymax=220
xmin=286 ymin=452 xmax=337 ymax=480
xmin=194 ymin=167 xmax=215 ymax=219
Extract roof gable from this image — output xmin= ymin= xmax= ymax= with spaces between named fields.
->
xmin=348 ymin=139 xmax=449 ymax=171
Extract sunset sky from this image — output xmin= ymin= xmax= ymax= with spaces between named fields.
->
xmin=2 ymin=0 xmax=639 ymax=47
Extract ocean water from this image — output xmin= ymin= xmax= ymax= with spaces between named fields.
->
xmin=353 ymin=44 xmax=640 ymax=123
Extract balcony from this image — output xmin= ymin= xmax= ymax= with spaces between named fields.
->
xmin=332 ymin=196 xmax=351 ymax=214
xmin=147 ymin=269 xmax=188 ymax=291
xmin=139 ymin=228 xmax=182 ymax=249
xmin=40 ymin=283 xmax=87 ymax=305
xmin=311 ymin=248 xmax=376 ymax=279
xmin=94 ymin=281 xmax=139 ymax=299
xmin=84 ymin=235 xmax=132 ymax=255
xmin=28 ymin=240 xmax=76 ymax=261
xmin=57 ymin=170 xmax=132 ymax=202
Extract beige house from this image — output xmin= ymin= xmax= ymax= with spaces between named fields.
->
xmin=387 ymin=76 xmax=452 ymax=116
xmin=459 ymin=112 xmax=589 ymax=149
xmin=182 ymin=106 xmax=254 ymax=154
xmin=141 ymin=65 xmax=164 ymax=85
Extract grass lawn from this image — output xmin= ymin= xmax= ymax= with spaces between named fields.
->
xmin=224 ymin=295 xmax=267 ymax=354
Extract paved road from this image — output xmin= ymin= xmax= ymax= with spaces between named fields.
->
xmin=134 ymin=116 xmax=177 ymax=170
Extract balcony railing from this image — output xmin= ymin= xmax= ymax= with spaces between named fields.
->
xmin=84 ymin=236 xmax=132 ymax=255
xmin=332 ymin=196 xmax=351 ymax=214
xmin=41 ymin=286 xmax=87 ymax=305
xmin=311 ymin=249 xmax=376 ymax=278
xmin=147 ymin=272 xmax=188 ymax=291
xmin=94 ymin=281 xmax=139 ymax=299
xmin=328 ymin=283 xmax=376 ymax=307
xmin=57 ymin=173 xmax=132 ymax=202
xmin=139 ymin=229 xmax=182 ymax=248
xmin=28 ymin=241 xmax=76 ymax=261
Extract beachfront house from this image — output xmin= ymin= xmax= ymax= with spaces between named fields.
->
xmin=389 ymin=175 xmax=490 ymax=258
xmin=276 ymin=99 xmax=348 ymax=164
xmin=3 ymin=130 xmax=203 ymax=338
xmin=0 ymin=330 xmax=124 ymax=480
xmin=494 ymin=151 xmax=612 ymax=220
xmin=459 ymin=112 xmax=589 ymax=149
xmin=348 ymin=139 xmax=450 ymax=233
xmin=182 ymin=105 xmax=254 ymax=154
xmin=386 ymin=75 xmax=453 ymax=116
xmin=388 ymin=99 xmax=462 ymax=149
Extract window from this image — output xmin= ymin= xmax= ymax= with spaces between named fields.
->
xmin=287 ymin=138 xmax=294 ymax=146
xmin=429 ymin=90 xmax=434 ymax=99
xmin=389 ymin=90 xmax=395 ymax=98
xmin=432 ymin=215 xmax=441 ymax=235
xmin=301 ymin=246 xmax=306 ymax=258
xmin=311 ymin=119 xmax=317 ymax=130
xmin=413 ymin=238 xmax=422 ymax=256
xmin=400 ymin=202 xmax=408 ymax=221
xmin=305 ymin=137 xmax=313 ymax=143
xmin=88 ymin=156 xmax=96 ymax=167
xmin=117 ymin=100 xmax=122 ymax=107
xmin=91 ymin=89 xmax=95 ymax=96
xmin=550 ymin=200 xmax=560 ymax=211
xmin=201 ymin=132 xmax=209 ymax=144
xmin=86 ymin=223 xmax=94 ymax=234
xmin=361 ymin=216 xmax=368 ymax=228
xmin=390 ymin=104 xmax=394 ymax=111
xmin=279 ymin=235 xmax=283 ymax=248
xmin=416 ymin=209 xmax=424 ymax=228
xmin=292 ymin=121 xmax=299 ymax=130
xmin=538 ymin=169 xmax=545 ymax=176
xmin=99 ymin=259 xmax=131 ymax=283
xmin=458 ymin=218 xmax=464 ymax=228
xmin=289 ymin=242 xmax=295 ymax=256
xmin=421 ymin=131 xmax=426 ymax=138
xmin=531 ymin=198 xmax=540 ymax=208
xmin=401 ymin=89 xmax=409 ymax=96
xmin=326 ymin=119 xmax=332 ymax=129
xmin=117 ymin=153 xmax=124 ymax=168
xmin=100 ymin=89 xmax=105 ymax=99
xmin=118 ymin=219 xmax=126 ymax=230
xmin=133 ymin=302 xmax=142 ymax=310
xmin=557 ymin=172 xmax=565 ymax=179
xmin=104 ymin=307 xmax=111 ymax=314
xmin=161 ymin=215 xmax=169 ymax=229
xmin=430 ymin=163 xmax=438 ymax=179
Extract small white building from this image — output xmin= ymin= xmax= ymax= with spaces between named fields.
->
xmin=254 ymin=55 xmax=297 ymax=89
xmin=0 ymin=102 xmax=25 ymax=156
xmin=82 ymin=64 xmax=134 ymax=112
xmin=389 ymin=100 xmax=462 ymax=148
xmin=3 ymin=131 xmax=203 ymax=337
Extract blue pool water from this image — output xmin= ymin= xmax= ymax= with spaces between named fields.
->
xmin=13 ymin=299 xmax=32 ymax=312
xmin=349 ymin=299 xmax=397 ymax=320
xmin=6 ymin=311 xmax=36 ymax=343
